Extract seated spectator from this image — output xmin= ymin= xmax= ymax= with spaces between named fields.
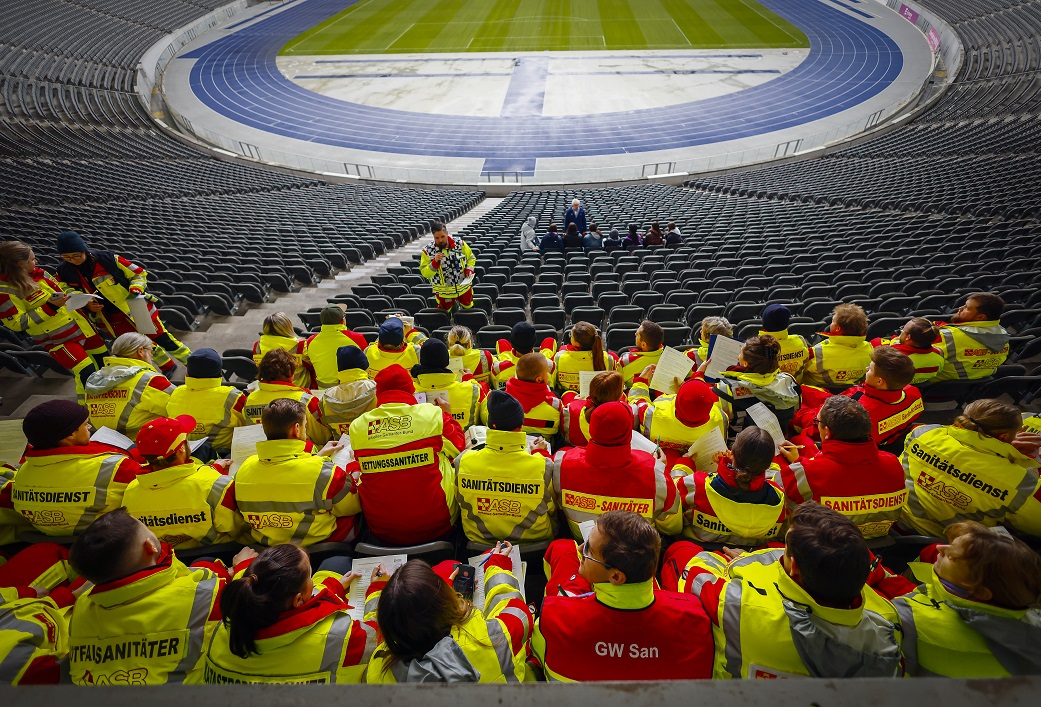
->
xmin=642 ymin=221 xmax=664 ymax=247
xmin=302 ymin=306 xmax=367 ymax=389
xmin=689 ymin=315 xmax=733 ymax=366
xmin=554 ymin=321 xmax=615 ymax=394
xmin=447 ymin=325 xmax=493 ymax=386
xmin=662 ymin=503 xmax=902 ymax=679
xmin=205 ymin=544 xmax=377 ymax=684
xmin=616 ymin=320 xmax=664 ymax=387
xmin=520 ymin=216 xmax=539 ymax=252
xmin=321 ymin=346 xmax=377 ymax=438
xmin=455 ymin=391 xmax=556 ymax=545
xmin=412 ymin=339 xmax=485 ymax=430
xmin=532 ymin=511 xmax=712 ymax=681
xmin=699 ymin=334 xmax=801 ymax=434
xmin=894 ymin=522 xmax=1041 ymax=677
xmin=0 ymin=579 xmax=69 ymax=684
xmin=236 ymin=399 xmax=360 ymax=547
xmin=252 ymin=312 xmax=312 ymax=388
xmin=759 ymin=304 xmax=809 ymax=380
xmin=123 ymin=416 xmax=245 ymax=550
xmin=13 ymin=399 xmax=139 ymax=536
xmin=67 ymin=509 xmax=256 ymax=685
xmin=167 ymin=348 xmax=246 ymax=457
xmin=673 ymin=427 xmax=786 ymax=546
xmin=364 ymin=316 xmax=422 ymax=378
xmin=491 ymin=321 xmax=556 ymax=391
xmin=348 ymin=365 xmax=464 ymax=546
xmin=582 ymin=223 xmax=603 ymax=251
xmin=0 ymin=463 xmax=31 ymax=545
xmin=560 ymin=370 xmax=625 ymax=447
xmin=487 ymin=353 xmax=562 ymax=437
xmin=802 ymin=303 xmax=872 ymax=389
xmin=84 ymin=332 xmax=175 ymax=439
xmin=900 ymin=398 xmax=1041 ymax=538
xmin=794 ymin=345 xmax=923 ymax=449
xmin=563 ymin=223 xmax=584 ymax=250
xmin=622 ymin=224 xmax=640 ymax=249
xmin=629 ymin=376 xmax=729 ymax=467
xmin=244 ymin=348 xmax=329 ymax=445
xmin=364 ymin=544 xmax=532 ymax=683
xmin=665 ymin=222 xmax=683 ymax=245
xmin=933 ymin=292 xmax=1010 ymax=381
xmin=538 ymin=224 xmax=565 ymax=255
xmin=554 ymin=401 xmax=681 ymax=538
xmin=602 ymin=227 xmax=623 ymax=252
xmin=778 ymin=396 xmax=907 ymax=538
xmin=872 ymin=317 xmax=945 ymax=384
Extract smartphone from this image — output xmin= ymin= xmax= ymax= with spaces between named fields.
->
xmin=453 ymin=564 xmax=476 ymax=600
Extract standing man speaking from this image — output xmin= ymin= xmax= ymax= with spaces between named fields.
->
xmin=420 ymin=221 xmax=476 ymax=313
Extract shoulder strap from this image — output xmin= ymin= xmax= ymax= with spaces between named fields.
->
xmin=92 ymin=250 xmax=132 ymax=290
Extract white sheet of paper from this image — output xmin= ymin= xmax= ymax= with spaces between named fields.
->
xmin=465 ymin=425 xmax=488 ymax=448
xmin=64 ymin=293 xmax=100 ymax=311
xmin=347 ymin=555 xmax=408 ymax=619
xmin=126 ymin=295 xmax=158 ymax=335
xmin=687 ymin=427 xmax=729 ymax=472
xmin=230 ymin=424 xmax=267 ymax=473
xmin=747 ymin=403 xmax=785 ymax=452
xmin=578 ymin=519 xmax=596 ymax=542
xmin=189 ymin=438 xmax=208 ymax=453
xmin=0 ymin=420 xmax=27 ymax=466
xmin=469 ymin=544 xmax=524 ymax=609
xmin=526 ymin=435 xmax=551 ymax=455
xmin=630 ymin=429 xmax=659 ymax=455
xmin=330 ymin=433 xmax=353 ymax=469
xmin=704 ymin=335 xmax=743 ymax=382
xmin=90 ymin=426 xmax=135 ymax=450
xmin=578 ymin=370 xmax=599 ymax=398
xmin=448 ymin=357 xmax=465 ymax=379
xmin=649 ymin=346 xmax=695 ymax=393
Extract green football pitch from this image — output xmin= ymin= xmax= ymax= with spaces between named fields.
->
xmin=281 ymin=0 xmax=809 ymax=55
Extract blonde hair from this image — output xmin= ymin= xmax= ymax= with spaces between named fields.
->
xmin=700 ymin=316 xmax=732 ymax=340
xmin=111 ymin=332 xmax=153 ymax=358
xmin=954 ymin=399 xmax=1022 ymax=440
xmin=833 ymin=304 xmax=868 ymax=336
xmin=0 ymin=241 xmax=37 ymax=297
xmin=446 ymin=326 xmax=474 ymax=357
xmin=262 ymin=312 xmax=298 ymax=340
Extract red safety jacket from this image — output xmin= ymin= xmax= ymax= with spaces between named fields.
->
xmin=559 ymin=393 xmax=594 ymax=447
xmin=793 ymin=383 xmax=924 ymax=447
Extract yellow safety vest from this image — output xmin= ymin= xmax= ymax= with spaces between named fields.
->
xmin=235 ymin=439 xmax=359 ymax=546
xmin=0 ymin=595 xmax=69 ymax=684
xmin=304 ymin=325 xmax=362 ymax=389
xmin=364 ymin=343 xmax=420 ymax=379
xmin=12 ymin=445 xmax=134 ymax=536
xmin=616 ymin=348 xmax=663 ymax=387
xmin=933 ymin=320 xmax=1010 ymax=381
xmin=641 ymin=397 xmax=728 ymax=452
xmin=69 ymin=553 xmax=222 ymax=685
xmin=482 ymin=396 xmax=561 ymax=437
xmin=253 ymin=334 xmax=310 ymax=388
xmin=0 ymin=272 xmax=96 ymax=341
xmin=84 ymin=356 xmax=173 ymax=438
xmin=560 ymin=400 xmax=592 ymax=446
xmin=58 ymin=254 xmax=147 ymax=318
xmin=553 ymin=349 xmax=614 ymax=394
xmin=168 ymin=377 xmax=245 ymax=452
xmin=1024 ymin=413 xmax=1041 ymax=434
xmin=676 ymin=470 xmax=785 ymax=545
xmin=321 ymin=370 xmax=377 ymax=437
xmin=759 ymin=329 xmax=809 ymax=380
xmin=877 ymin=338 xmax=947 ymax=384
xmin=122 ymin=461 xmax=242 ymax=549
xmin=900 ymin=424 xmax=1041 ymax=537
xmin=893 ymin=568 xmax=1041 ymax=677
xmin=415 ymin=372 xmax=483 ymax=430
xmin=243 ymin=382 xmax=329 ymax=446
xmin=452 ymin=348 xmax=492 ymax=385
xmin=454 ymin=429 xmax=556 ymax=544
xmin=682 ymin=549 xmax=901 ymax=679
xmin=802 ymin=335 xmax=873 ymax=389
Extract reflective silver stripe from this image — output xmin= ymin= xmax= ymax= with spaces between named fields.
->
xmin=689 ymin=572 xmax=714 ymax=598
xmin=316 ymin=458 xmax=343 ymax=507
xmin=203 ymin=389 xmax=239 ymax=439
xmin=485 ymin=569 xmax=523 ymax=607
xmin=811 ymin=344 xmax=838 ymax=386
xmin=692 ymin=551 xmax=729 ymax=575
xmin=788 ymin=462 xmax=814 ymax=504
xmin=354 ymin=619 xmax=378 ymax=665
xmin=456 ymin=491 xmax=496 ymax=542
xmin=892 ymin=597 xmax=920 ymax=676
xmin=201 ymin=473 xmax=234 ymax=544
xmin=466 ymin=385 xmax=480 ymax=428
xmin=1003 ymin=468 xmax=1040 ymax=515
xmin=236 ymin=500 xmax=322 ymax=514
xmin=0 ymin=611 xmax=46 ymax=683
xmin=939 ymin=328 xmax=967 ymax=379
xmin=485 ymin=618 xmax=519 ymax=682
xmin=115 ymin=373 xmax=155 ymax=433
xmin=497 ymin=605 xmax=531 ymax=645
xmin=169 ymin=577 xmax=218 ymax=683
xmin=721 ymin=580 xmax=745 ymax=678
xmin=653 ymin=465 xmax=671 ymax=520
xmin=319 ymin=613 xmax=355 ymax=681
xmin=364 ymin=587 xmax=381 ymax=618
xmin=642 ymin=405 xmax=655 ymax=437
xmin=76 ymin=455 xmax=123 ymax=533
xmin=507 ymin=458 xmax=554 ymax=541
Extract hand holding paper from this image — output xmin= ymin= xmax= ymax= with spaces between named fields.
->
xmin=649 ymin=347 xmax=694 ymax=393
xmin=704 ymin=335 xmax=743 ymax=382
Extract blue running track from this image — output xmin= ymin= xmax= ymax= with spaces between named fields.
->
xmin=182 ymin=0 xmax=903 ymax=160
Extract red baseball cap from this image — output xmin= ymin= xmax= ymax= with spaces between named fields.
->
xmin=136 ymin=415 xmax=197 ymax=457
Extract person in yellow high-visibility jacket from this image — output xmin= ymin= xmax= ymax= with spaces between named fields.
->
xmin=411 ymin=338 xmax=485 ymax=430
xmin=615 ymin=321 xmax=664 ymax=387
xmin=803 ymin=304 xmax=873 ymax=390
xmin=933 ymin=293 xmax=1011 ymax=381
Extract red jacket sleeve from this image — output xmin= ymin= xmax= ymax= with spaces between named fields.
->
xmin=441 ymin=412 xmax=466 ymax=452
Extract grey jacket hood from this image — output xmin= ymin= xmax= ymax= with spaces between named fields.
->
xmin=84 ymin=364 xmax=151 ymax=396
xmin=391 ymin=636 xmax=481 ymax=683
xmin=951 ymin=605 xmax=1041 ymax=675
xmin=955 ymin=322 xmax=1010 ymax=353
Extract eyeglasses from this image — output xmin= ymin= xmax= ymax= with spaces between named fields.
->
xmin=580 ymin=540 xmax=613 ymax=570
xmin=813 ymin=417 xmax=822 ymax=427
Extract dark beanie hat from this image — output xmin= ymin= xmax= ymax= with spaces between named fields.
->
xmin=56 ymin=230 xmax=89 ymax=254
xmin=337 ymin=345 xmax=369 ymax=372
xmin=379 ymin=317 xmax=405 ymax=347
xmin=486 ymin=390 xmax=524 ymax=431
xmin=22 ymin=399 xmax=89 ymax=449
xmin=186 ymin=348 xmax=223 ymax=379
xmin=320 ymin=306 xmax=345 ymax=325
xmin=510 ymin=321 xmax=537 ymax=354
xmin=761 ymin=304 xmax=791 ymax=332
xmin=411 ymin=338 xmax=451 ymax=378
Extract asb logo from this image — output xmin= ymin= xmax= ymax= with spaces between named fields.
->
xmin=246 ymin=513 xmax=294 ymax=529
xmin=563 ymin=492 xmax=596 ymax=510
xmin=916 ymin=471 xmax=972 ymax=509
xmin=476 ymin=497 xmax=522 ymax=517
xmin=367 ymin=416 xmax=411 ymax=437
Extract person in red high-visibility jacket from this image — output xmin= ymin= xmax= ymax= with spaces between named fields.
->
xmin=531 ymin=510 xmax=713 ymax=682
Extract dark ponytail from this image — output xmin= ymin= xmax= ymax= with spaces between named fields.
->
xmin=572 ymin=321 xmax=606 ymax=371
xmin=220 ymin=544 xmax=310 ymax=658
xmin=730 ymin=427 xmax=775 ymax=491
xmin=740 ymin=335 xmax=781 ymax=374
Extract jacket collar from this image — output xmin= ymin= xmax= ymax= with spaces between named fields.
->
xmin=255 ymin=438 xmax=312 ymax=461
xmin=336 ymin=369 xmax=369 ymax=384
xmin=86 ymin=544 xmax=184 ymax=608
xmin=375 ymin=391 xmax=418 ymax=406
xmin=819 ymin=438 xmax=880 ymax=462
xmin=927 ymin=571 xmax=1029 ymax=619
xmin=593 ymin=579 xmax=655 ymax=610
xmin=760 ymin=328 xmax=791 ymax=340
xmin=776 ymin=565 xmax=864 ymax=626
xmin=505 ymin=377 xmax=556 ymax=410
xmin=415 ymin=372 xmax=457 ymax=389
xmin=484 ymin=429 xmax=527 ymax=452
xmin=319 ymin=324 xmax=347 ymax=334
xmin=818 ymin=334 xmax=867 ymax=348
xmin=185 ymin=376 xmax=222 ymax=390
xmin=857 ymin=383 xmax=907 ymax=404
xmin=948 ymin=426 xmax=1035 ymax=467
xmin=136 ymin=460 xmax=201 ymax=488
xmin=253 ymin=587 xmax=345 ymax=647
xmin=102 ymin=355 xmax=157 ymax=372
xmin=945 ymin=321 xmax=1010 ymax=352
xmin=25 ymin=442 xmax=127 ymax=459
